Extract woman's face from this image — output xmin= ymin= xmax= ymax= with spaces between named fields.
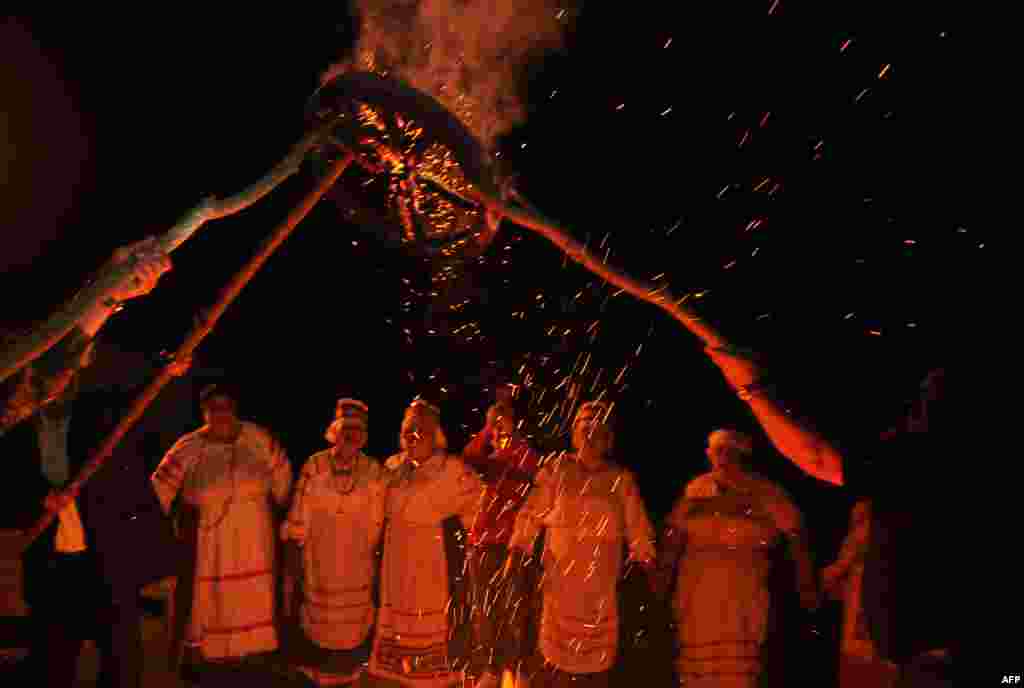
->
xmin=400 ymin=409 xmax=436 ymax=460
xmin=572 ymin=410 xmax=614 ymax=458
xmin=334 ymin=426 xmax=368 ymax=459
xmin=202 ymin=395 xmax=239 ymax=433
xmin=706 ymin=436 xmax=743 ymax=475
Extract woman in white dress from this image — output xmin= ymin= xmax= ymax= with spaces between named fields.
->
xmin=151 ymin=383 xmax=293 ymax=668
xmin=282 ymin=398 xmax=387 ymax=686
xmin=656 ymin=429 xmax=819 ymax=688
xmin=507 ymin=401 xmax=656 ymax=688
xmin=365 ymin=399 xmax=485 ymax=688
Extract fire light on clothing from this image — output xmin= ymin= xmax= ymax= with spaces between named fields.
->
xmin=282 ymin=398 xmax=386 ymax=686
xmin=365 ymin=400 xmax=485 ymax=688
xmin=508 ymin=401 xmax=656 ymax=687
xmin=151 ymin=384 xmax=293 ymax=662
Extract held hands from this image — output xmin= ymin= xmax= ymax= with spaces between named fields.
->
xmin=483 ymin=419 xmax=515 ymax=451
xmin=704 ymin=346 xmax=762 ymax=391
xmin=501 ymin=548 xmax=528 ymax=584
xmin=627 ymin=549 xmax=655 ymax=570
xmin=625 ymin=547 xmax=656 ymax=581
xmin=480 ymin=425 xmax=497 ymax=450
xmin=281 ymin=521 xmax=306 ymax=548
xmin=106 ymin=237 xmax=173 ymax=303
xmin=492 ymin=430 xmax=513 ymax=452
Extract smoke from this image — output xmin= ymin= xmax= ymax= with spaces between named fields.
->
xmin=327 ymin=0 xmax=578 ymax=151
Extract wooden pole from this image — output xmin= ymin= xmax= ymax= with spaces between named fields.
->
xmin=467 ymin=187 xmax=729 ymax=349
xmin=14 ymin=153 xmax=354 ymax=550
xmin=0 ymin=125 xmax=332 ymax=387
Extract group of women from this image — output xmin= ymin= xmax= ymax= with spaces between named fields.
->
xmin=2 ymin=240 xmax=958 ymax=688
xmin=150 ymin=383 xmax=820 ymax=688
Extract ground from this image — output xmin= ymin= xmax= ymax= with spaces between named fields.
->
xmin=0 ymin=573 xmax=184 ymax=688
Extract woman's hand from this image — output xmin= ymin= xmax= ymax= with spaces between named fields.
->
xmin=705 ymin=346 xmax=763 ymax=390
xmin=165 ymin=354 xmax=192 ymax=378
xmin=106 ymin=237 xmax=173 ymax=303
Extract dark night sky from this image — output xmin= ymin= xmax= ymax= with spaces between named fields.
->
xmin=1 ymin=8 xmax=986 ymax=556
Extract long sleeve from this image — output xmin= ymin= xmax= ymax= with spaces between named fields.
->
xmin=501 ymin=435 xmax=542 ymax=484
xmin=655 ymin=494 xmax=692 ymax=595
xmin=1 ymin=326 xmax=93 ymax=436
xmin=786 ymin=529 xmax=821 ymax=612
xmin=151 ymin=435 xmax=198 ymax=514
xmin=508 ymin=465 xmax=556 ymax=553
xmin=762 ymin=486 xmax=819 ymax=611
xmin=445 ymin=457 xmax=486 ymax=527
xmin=461 ymin=431 xmax=492 ymax=473
xmin=618 ymin=470 xmax=656 ymax=563
xmin=833 ymin=505 xmax=871 ymax=573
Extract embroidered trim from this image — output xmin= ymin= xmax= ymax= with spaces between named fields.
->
xmin=204 ymin=620 xmax=275 ymax=635
xmin=197 ymin=569 xmax=273 ymax=583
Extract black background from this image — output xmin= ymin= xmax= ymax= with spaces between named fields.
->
xmin=1 ymin=6 xmax=985 ymax=566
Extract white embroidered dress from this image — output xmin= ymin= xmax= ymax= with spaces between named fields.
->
xmin=367 ymin=452 xmax=484 ymax=688
xmin=509 ymin=455 xmax=656 ymax=675
xmin=152 ymin=422 xmax=292 ymax=660
xmin=667 ymin=472 xmax=806 ymax=688
xmin=285 ymin=450 xmax=386 ymax=650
